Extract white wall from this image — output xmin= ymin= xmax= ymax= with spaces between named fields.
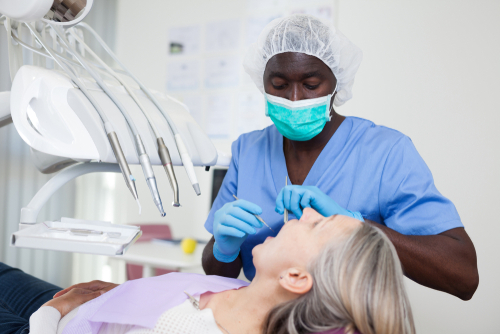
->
xmin=113 ymin=0 xmax=500 ymax=332
xmin=337 ymin=1 xmax=500 ymax=332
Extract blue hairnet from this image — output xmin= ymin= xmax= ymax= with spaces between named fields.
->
xmin=243 ymin=14 xmax=363 ymax=106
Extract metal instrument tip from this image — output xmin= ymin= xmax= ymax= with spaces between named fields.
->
xmin=136 ymin=199 xmax=142 ymax=215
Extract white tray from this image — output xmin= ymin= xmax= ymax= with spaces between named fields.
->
xmin=11 ymin=218 xmax=142 ymax=256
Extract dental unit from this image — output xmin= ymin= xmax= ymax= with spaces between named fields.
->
xmin=0 ymin=0 xmax=230 ymax=255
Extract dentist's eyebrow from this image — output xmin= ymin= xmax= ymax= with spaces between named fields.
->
xmin=300 ymin=70 xmax=325 ymax=80
xmin=268 ymin=71 xmax=288 ymax=80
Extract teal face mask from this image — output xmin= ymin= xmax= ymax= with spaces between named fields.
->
xmin=265 ymin=91 xmax=335 ymax=141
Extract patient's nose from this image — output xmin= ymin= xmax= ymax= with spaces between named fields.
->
xmin=301 ymin=208 xmax=324 ymax=223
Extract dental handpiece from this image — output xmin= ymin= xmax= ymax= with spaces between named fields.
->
xmin=106 ymin=125 xmax=139 ymax=206
xmin=232 ymin=195 xmax=274 ymax=232
xmin=75 ymin=24 xmax=189 ymax=198
xmin=136 ymin=135 xmax=165 ymax=216
xmin=158 ymin=138 xmax=180 ymax=207
xmin=25 ymin=24 xmax=140 ymax=211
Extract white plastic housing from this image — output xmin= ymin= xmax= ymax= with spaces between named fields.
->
xmin=10 ymin=66 xmax=219 ymax=167
xmin=0 ymin=0 xmax=52 ymax=22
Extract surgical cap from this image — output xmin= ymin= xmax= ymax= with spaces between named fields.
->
xmin=243 ymin=14 xmax=363 ymax=106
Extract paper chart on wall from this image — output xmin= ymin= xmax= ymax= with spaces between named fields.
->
xmin=205 ymin=20 xmax=241 ymax=52
xmin=205 ymin=95 xmax=232 ymax=139
xmin=168 ymin=25 xmax=201 ymax=55
xmin=166 ymin=60 xmax=200 ymax=91
xmin=204 ymin=56 xmax=240 ymax=88
xmin=246 ymin=15 xmax=281 ymax=46
xmin=182 ymin=95 xmax=203 ymax=125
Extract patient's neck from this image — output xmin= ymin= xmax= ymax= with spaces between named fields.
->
xmin=202 ymin=274 xmax=293 ymax=333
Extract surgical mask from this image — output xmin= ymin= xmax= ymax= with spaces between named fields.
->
xmin=265 ymin=89 xmax=335 ymax=141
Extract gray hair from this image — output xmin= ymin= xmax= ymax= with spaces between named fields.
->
xmin=262 ymin=223 xmax=415 ymax=334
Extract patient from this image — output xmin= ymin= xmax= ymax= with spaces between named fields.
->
xmin=0 ymin=209 xmax=415 ymax=334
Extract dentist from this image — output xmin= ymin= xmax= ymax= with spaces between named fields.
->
xmin=202 ymin=14 xmax=478 ymax=300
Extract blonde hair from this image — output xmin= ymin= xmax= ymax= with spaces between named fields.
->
xmin=263 ymin=223 xmax=415 ymax=334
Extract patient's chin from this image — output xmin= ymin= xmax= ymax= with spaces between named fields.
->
xmin=251 ymin=243 xmax=266 ymax=260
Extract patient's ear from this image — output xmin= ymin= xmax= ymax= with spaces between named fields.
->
xmin=279 ymin=267 xmax=313 ymax=295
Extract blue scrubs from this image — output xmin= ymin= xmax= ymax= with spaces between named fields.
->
xmin=205 ymin=117 xmax=462 ymax=280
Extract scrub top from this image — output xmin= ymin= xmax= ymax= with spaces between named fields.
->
xmin=205 ymin=117 xmax=462 ymax=280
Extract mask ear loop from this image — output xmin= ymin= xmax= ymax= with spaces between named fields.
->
xmin=328 ymin=82 xmax=338 ymax=121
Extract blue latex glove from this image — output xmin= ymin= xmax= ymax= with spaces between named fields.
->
xmin=213 ymin=199 xmax=263 ymax=263
xmin=275 ymin=185 xmax=364 ymax=221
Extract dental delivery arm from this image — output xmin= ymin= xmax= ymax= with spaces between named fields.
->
xmin=202 ymin=237 xmax=242 ymax=279
xmin=365 ymin=221 xmax=478 ymax=300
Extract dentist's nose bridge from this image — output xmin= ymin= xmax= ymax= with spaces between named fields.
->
xmin=287 ymin=83 xmax=303 ymax=101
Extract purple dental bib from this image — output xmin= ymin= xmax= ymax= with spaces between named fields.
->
xmin=62 ymin=272 xmax=249 ymax=334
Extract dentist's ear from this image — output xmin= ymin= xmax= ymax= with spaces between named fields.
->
xmin=279 ymin=267 xmax=313 ymax=295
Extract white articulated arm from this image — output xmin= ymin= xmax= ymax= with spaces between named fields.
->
xmin=20 ymin=162 xmax=120 ymax=226
xmin=0 ymin=91 xmax=12 ymax=128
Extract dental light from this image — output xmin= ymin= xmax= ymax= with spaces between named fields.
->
xmin=0 ymin=0 xmax=230 ymax=255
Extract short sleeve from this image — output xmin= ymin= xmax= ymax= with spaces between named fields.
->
xmin=204 ymin=139 xmax=240 ymax=234
xmin=379 ymin=137 xmax=462 ymax=235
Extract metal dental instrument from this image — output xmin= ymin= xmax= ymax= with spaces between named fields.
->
xmin=24 ymin=23 xmax=140 ymax=208
xmin=67 ymin=29 xmax=172 ymax=212
xmin=284 ymin=176 xmax=289 ymax=223
xmin=77 ymin=23 xmax=190 ymax=199
xmin=42 ymin=223 xmax=121 ymax=238
xmin=158 ymin=138 xmax=180 ymax=207
xmin=232 ymin=195 xmax=274 ymax=232
xmin=51 ymin=24 xmax=163 ymax=216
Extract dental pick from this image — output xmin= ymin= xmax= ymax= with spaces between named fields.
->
xmin=232 ymin=195 xmax=274 ymax=232
xmin=284 ymin=176 xmax=289 ymax=223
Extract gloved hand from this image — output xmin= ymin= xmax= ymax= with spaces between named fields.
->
xmin=275 ymin=185 xmax=364 ymax=221
xmin=213 ymin=199 xmax=263 ymax=263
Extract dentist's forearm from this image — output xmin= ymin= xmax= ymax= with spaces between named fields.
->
xmin=366 ymin=220 xmax=479 ymax=300
xmin=202 ymin=237 xmax=242 ymax=278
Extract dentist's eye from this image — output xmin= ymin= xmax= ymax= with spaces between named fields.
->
xmin=304 ymin=84 xmax=320 ymax=90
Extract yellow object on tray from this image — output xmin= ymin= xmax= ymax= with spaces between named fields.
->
xmin=181 ymin=238 xmax=197 ymax=254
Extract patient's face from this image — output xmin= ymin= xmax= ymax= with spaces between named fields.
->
xmin=252 ymin=208 xmax=362 ymax=278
